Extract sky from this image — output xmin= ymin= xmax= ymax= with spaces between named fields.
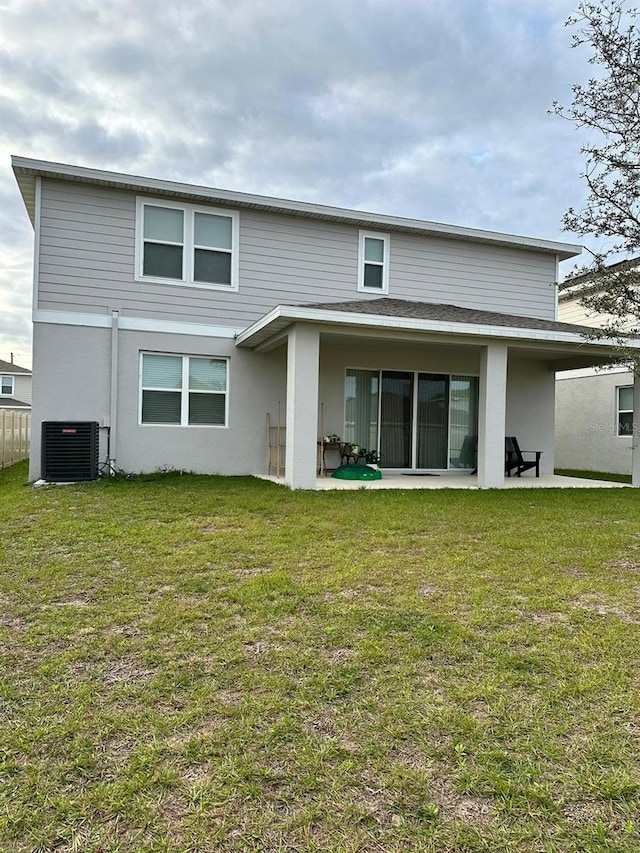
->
xmin=0 ymin=0 xmax=601 ymax=369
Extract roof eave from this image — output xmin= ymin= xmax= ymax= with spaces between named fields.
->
xmin=11 ymin=155 xmax=582 ymax=260
xmin=235 ymin=304 xmax=639 ymax=352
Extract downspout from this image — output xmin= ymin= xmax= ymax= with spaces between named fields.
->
xmin=109 ymin=309 xmax=119 ymax=471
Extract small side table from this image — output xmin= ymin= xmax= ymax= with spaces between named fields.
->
xmin=318 ymin=441 xmax=346 ymax=476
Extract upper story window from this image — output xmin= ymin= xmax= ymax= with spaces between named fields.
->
xmin=617 ymin=385 xmax=634 ymax=436
xmin=1 ymin=376 xmax=14 ymax=396
xmin=358 ymin=230 xmax=390 ymax=293
xmin=136 ymin=198 xmax=239 ymax=290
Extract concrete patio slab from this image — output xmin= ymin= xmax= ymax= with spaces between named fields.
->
xmin=259 ymin=473 xmax=629 ymax=490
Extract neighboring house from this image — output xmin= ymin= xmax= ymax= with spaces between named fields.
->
xmin=556 ymin=258 xmax=639 ymax=476
xmin=11 ymin=156 xmax=640 ymax=489
xmin=0 ymin=357 xmax=32 ymax=410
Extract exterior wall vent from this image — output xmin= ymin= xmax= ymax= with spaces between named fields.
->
xmin=41 ymin=421 xmax=99 ymax=482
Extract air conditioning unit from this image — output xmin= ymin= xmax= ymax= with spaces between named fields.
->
xmin=41 ymin=421 xmax=99 ymax=482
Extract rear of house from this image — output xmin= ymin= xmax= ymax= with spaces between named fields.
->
xmin=13 ymin=156 xmax=639 ymax=488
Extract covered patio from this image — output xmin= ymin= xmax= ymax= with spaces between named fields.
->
xmin=237 ymin=298 xmax=640 ymax=490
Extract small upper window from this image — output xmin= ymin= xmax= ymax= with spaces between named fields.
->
xmin=136 ymin=199 xmax=238 ymax=290
xmin=617 ymin=385 xmax=634 ymax=436
xmin=358 ymin=231 xmax=389 ymax=293
xmin=1 ymin=376 xmax=14 ymax=396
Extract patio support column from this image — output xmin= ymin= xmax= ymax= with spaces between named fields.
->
xmin=285 ymin=324 xmax=320 ymax=490
xmin=632 ymin=372 xmax=640 ymax=487
xmin=477 ymin=343 xmax=508 ymax=488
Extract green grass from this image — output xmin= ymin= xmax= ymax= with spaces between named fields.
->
xmin=555 ymin=468 xmax=632 ymax=485
xmin=1 ymin=461 xmax=639 ymax=852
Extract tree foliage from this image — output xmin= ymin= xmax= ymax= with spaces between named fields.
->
xmin=553 ymin=0 xmax=640 ymax=344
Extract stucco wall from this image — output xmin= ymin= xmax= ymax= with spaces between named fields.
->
xmin=30 ymin=323 xmax=112 ymax=479
xmin=506 ymin=357 xmax=556 ymax=475
xmin=31 ymin=322 xmax=559 ymax=480
xmin=555 ymin=369 xmax=633 ymax=474
xmin=115 ymin=330 xmax=286 ymax=476
xmin=30 ymin=322 xmax=287 ymax=479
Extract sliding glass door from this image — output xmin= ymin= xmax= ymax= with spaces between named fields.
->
xmin=344 ymin=369 xmax=379 ymax=449
xmin=449 ymin=376 xmax=479 ymax=468
xmin=416 ymin=374 xmax=449 ymax=469
xmin=380 ymin=371 xmax=413 ymax=467
xmin=345 ymin=368 xmax=478 ymax=470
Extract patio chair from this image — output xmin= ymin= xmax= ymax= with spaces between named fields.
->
xmin=457 ymin=434 xmax=478 ymax=473
xmin=505 ymin=436 xmax=541 ymax=478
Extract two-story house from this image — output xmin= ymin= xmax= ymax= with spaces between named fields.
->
xmin=0 ymin=357 xmax=32 ymax=410
xmin=12 ymin=156 xmax=640 ymax=488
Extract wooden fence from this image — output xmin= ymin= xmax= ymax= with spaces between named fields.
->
xmin=0 ymin=410 xmax=31 ymax=469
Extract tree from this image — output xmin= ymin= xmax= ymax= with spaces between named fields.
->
xmin=553 ymin=0 xmax=640 ymax=348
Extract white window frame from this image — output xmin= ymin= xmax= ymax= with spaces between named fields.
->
xmin=135 ymin=197 xmax=239 ymax=291
xmin=1 ymin=375 xmax=14 ymax=396
xmin=139 ymin=352 xmax=229 ymax=428
xmin=357 ymin=230 xmax=390 ymax=294
xmin=616 ymin=384 xmax=634 ymax=437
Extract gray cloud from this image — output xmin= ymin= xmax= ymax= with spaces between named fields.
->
xmin=0 ymin=0 xmax=595 ymax=367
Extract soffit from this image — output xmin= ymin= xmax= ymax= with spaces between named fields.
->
xmin=12 ymin=156 xmax=581 ymax=259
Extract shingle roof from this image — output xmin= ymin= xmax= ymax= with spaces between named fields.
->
xmin=561 ymin=256 xmax=640 ymax=291
xmin=0 ymin=358 xmax=31 ymax=374
xmin=0 ymin=398 xmax=30 ymax=408
xmin=301 ymin=297 xmax=600 ymax=336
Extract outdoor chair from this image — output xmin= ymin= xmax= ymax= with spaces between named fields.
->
xmin=505 ymin=436 xmax=542 ymax=477
xmin=457 ymin=434 xmax=478 ymax=469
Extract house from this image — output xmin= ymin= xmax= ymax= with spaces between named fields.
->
xmin=0 ymin=357 xmax=32 ymax=410
xmin=556 ymin=257 xmax=639 ymax=476
xmin=11 ymin=155 xmax=640 ymax=488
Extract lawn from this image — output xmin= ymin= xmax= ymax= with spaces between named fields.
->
xmin=554 ymin=468 xmax=633 ymax=485
xmin=1 ymin=461 xmax=639 ymax=853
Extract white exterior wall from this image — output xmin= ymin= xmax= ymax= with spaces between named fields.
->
xmin=555 ymin=370 xmax=633 ymax=475
xmin=30 ymin=322 xmax=287 ymax=480
xmin=30 ymin=324 xmax=112 ymax=479
xmin=506 ymin=358 xmax=556 ymax=474
xmin=37 ymin=179 xmax=559 ymax=327
xmin=30 ymin=321 xmax=557 ymax=481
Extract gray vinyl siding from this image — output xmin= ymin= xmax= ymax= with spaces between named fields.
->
xmin=38 ymin=179 xmax=558 ymax=327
